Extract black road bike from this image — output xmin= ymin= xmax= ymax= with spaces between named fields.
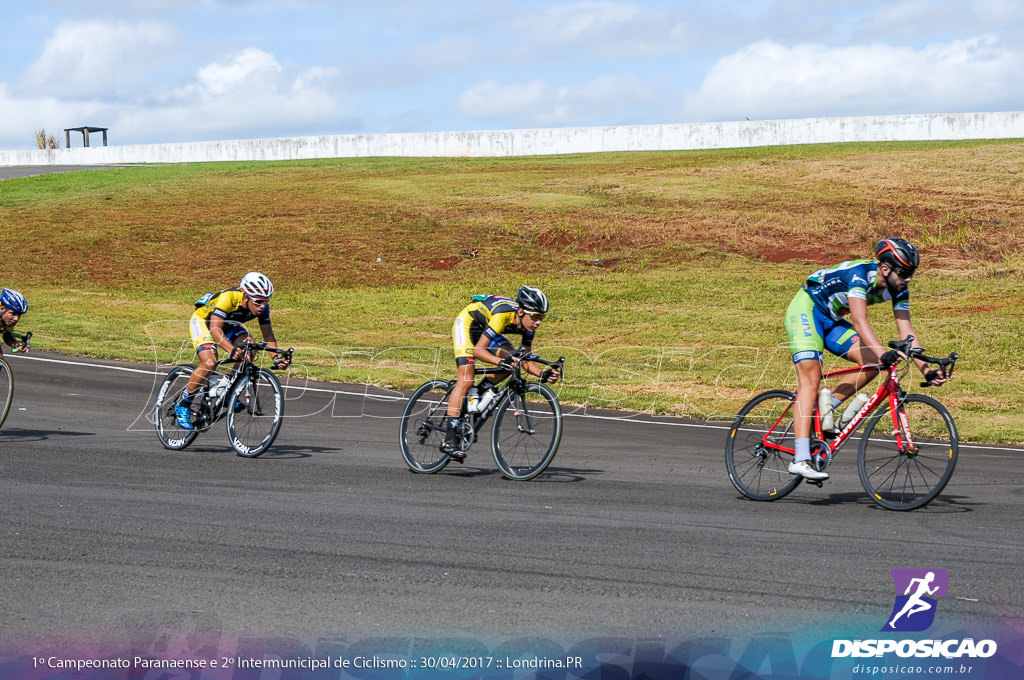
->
xmin=400 ymin=352 xmax=566 ymax=480
xmin=154 ymin=342 xmax=293 ymax=457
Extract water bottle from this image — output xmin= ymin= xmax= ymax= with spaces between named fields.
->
xmin=210 ymin=375 xmax=231 ymax=400
xmin=476 ymin=385 xmax=498 ymax=413
xmin=838 ymin=393 xmax=869 ymax=429
xmin=818 ymin=387 xmax=835 ymax=433
xmin=465 ymin=387 xmax=480 ymax=413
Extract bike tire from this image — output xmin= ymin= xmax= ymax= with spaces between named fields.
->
xmin=725 ymin=390 xmax=803 ymax=501
xmin=858 ymin=393 xmax=958 ymax=511
xmin=490 ymin=383 xmax=562 ymax=480
xmin=153 ymin=365 xmax=200 ymax=450
xmin=399 ymin=379 xmax=454 ymax=473
xmin=226 ymin=368 xmax=284 ymax=458
xmin=0 ymin=358 xmax=13 ymax=430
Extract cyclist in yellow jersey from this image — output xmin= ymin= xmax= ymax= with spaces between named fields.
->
xmin=443 ymin=285 xmax=560 ymax=458
xmin=174 ymin=272 xmax=290 ymax=430
xmin=0 ymin=288 xmax=30 ymax=355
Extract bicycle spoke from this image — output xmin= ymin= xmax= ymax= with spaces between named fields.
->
xmin=858 ymin=394 xmax=958 ymax=510
xmin=491 ymin=384 xmax=561 ymax=480
xmin=226 ymin=369 xmax=284 ymax=457
xmin=400 ymin=380 xmax=454 ymax=473
xmin=153 ymin=365 xmax=200 ymax=450
xmin=725 ymin=390 xmax=803 ymax=501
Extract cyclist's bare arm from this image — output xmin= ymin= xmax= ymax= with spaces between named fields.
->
xmin=471 ymin=334 xmax=508 ymax=366
xmin=893 ymin=311 xmax=949 ymax=385
xmin=848 ymin=297 xmax=885 ymax=360
xmin=258 ymin=321 xmax=290 ymax=367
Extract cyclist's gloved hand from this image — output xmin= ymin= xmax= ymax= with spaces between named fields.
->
xmin=539 ymin=368 xmax=560 ymax=383
xmin=880 ymin=350 xmax=902 ymax=367
xmin=922 ymin=368 xmax=947 ymax=386
xmin=272 ymin=355 xmax=290 ymax=370
xmin=497 ymin=358 xmax=517 ymax=372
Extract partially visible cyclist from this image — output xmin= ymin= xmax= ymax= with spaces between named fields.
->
xmin=0 ymin=288 xmax=30 ymax=355
xmin=442 ymin=285 xmax=560 ymax=458
xmin=174 ymin=272 xmax=290 ymax=430
xmin=782 ymin=237 xmax=948 ymax=480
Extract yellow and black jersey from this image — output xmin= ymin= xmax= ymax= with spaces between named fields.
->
xmin=452 ymin=295 xmax=533 ymax=363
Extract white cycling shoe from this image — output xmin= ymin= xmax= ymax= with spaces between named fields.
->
xmin=788 ymin=460 xmax=829 ymax=481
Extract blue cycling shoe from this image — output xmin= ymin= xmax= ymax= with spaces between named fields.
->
xmin=174 ymin=404 xmax=194 ymax=430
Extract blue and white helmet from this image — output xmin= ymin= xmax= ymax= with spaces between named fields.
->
xmin=0 ymin=288 xmax=27 ymax=314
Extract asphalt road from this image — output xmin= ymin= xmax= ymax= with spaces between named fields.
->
xmin=1 ymin=351 xmax=1021 ymax=654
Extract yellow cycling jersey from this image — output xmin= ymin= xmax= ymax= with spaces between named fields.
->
xmin=189 ymin=288 xmax=271 ymax=352
xmin=452 ymin=295 xmax=533 ymax=363
xmin=193 ymin=289 xmax=270 ymax=327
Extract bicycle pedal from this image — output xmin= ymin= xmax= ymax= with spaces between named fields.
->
xmin=806 ymin=479 xmax=825 ymax=488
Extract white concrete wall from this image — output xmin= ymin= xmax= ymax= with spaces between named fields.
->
xmin=2 ymin=111 xmax=1023 ymax=166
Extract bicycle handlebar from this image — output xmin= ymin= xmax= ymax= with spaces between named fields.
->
xmin=885 ymin=336 xmax=958 ymax=386
xmin=8 ymin=330 xmax=32 ymax=353
xmin=214 ymin=342 xmax=294 ymax=369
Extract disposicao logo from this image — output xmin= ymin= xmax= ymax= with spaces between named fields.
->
xmin=831 ymin=568 xmax=998 ymax=660
xmin=882 ymin=568 xmax=949 ymax=632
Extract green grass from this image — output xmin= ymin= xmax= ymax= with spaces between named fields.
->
xmin=2 ymin=140 xmax=1023 ymax=444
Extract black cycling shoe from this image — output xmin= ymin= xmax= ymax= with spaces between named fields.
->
xmin=440 ymin=441 xmax=466 ymax=462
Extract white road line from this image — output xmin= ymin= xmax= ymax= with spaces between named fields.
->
xmin=9 ymin=353 xmax=1021 ymax=452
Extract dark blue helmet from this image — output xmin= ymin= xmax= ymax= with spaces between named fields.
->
xmin=0 ymin=288 xmax=27 ymax=314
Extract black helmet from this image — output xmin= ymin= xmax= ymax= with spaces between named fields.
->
xmin=875 ymin=238 xmax=919 ymax=274
xmin=515 ymin=285 xmax=549 ymax=314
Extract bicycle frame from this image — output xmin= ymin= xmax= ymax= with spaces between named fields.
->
xmin=759 ymin=336 xmax=957 ymax=469
xmin=192 ymin=343 xmax=292 ymax=429
xmin=454 ymin=353 xmax=565 ymax=449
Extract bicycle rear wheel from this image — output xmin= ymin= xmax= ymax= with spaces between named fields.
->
xmin=858 ymin=393 xmax=958 ymax=510
xmin=0 ymin=358 xmax=13 ymax=429
xmin=399 ymin=380 xmax=453 ymax=473
xmin=490 ymin=383 xmax=561 ymax=480
xmin=153 ymin=365 xmax=200 ymax=450
xmin=226 ymin=368 xmax=284 ymax=457
xmin=725 ymin=390 xmax=803 ymax=501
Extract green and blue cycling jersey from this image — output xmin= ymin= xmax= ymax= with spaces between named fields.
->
xmin=785 ymin=259 xmax=909 ymax=363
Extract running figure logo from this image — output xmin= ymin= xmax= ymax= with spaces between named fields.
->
xmin=882 ymin=568 xmax=949 ymax=632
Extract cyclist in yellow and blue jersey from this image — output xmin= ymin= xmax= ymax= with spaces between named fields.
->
xmin=0 ymin=288 xmax=30 ymax=355
xmin=174 ymin=272 xmax=290 ymax=430
xmin=782 ymin=238 xmax=948 ymax=480
xmin=443 ymin=285 xmax=560 ymax=458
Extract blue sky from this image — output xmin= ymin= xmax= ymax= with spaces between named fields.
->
xmin=1 ymin=0 xmax=1022 ymax=149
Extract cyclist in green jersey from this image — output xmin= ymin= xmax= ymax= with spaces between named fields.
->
xmin=782 ymin=238 xmax=948 ymax=480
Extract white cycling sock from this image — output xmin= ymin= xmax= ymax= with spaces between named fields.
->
xmin=794 ymin=437 xmax=811 ymax=463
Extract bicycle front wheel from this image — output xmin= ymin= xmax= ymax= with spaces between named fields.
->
xmin=154 ymin=365 xmax=200 ymax=450
xmin=0 ymin=358 xmax=13 ymax=429
xmin=725 ymin=390 xmax=803 ymax=501
xmin=226 ymin=368 xmax=284 ymax=458
xmin=399 ymin=380 xmax=453 ymax=473
xmin=491 ymin=383 xmax=561 ymax=480
xmin=858 ymin=393 xmax=958 ymax=511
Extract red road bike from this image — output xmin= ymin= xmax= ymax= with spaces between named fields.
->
xmin=726 ymin=338 xmax=959 ymax=510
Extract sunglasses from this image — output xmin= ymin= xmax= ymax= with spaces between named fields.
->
xmin=524 ymin=311 xmax=545 ymax=321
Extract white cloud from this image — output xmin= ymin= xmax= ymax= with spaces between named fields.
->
xmin=683 ymin=36 xmax=1024 ymax=122
xmin=511 ymin=1 xmax=697 ymax=59
xmin=455 ymin=74 xmax=661 ymax=127
xmin=19 ymin=20 xmax=179 ymax=99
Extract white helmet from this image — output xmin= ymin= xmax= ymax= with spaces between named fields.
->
xmin=240 ymin=271 xmax=274 ymax=300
